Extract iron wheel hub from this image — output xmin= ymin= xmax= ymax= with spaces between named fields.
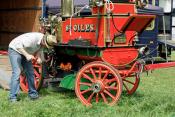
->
xmin=91 ymin=81 xmax=104 ymax=93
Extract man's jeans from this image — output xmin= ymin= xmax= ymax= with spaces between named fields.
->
xmin=8 ymin=48 xmax=38 ymax=100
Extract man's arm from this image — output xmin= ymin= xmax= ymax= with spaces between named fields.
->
xmin=18 ymin=48 xmax=36 ymax=61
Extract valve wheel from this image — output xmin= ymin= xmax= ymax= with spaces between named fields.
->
xmin=20 ymin=64 xmax=43 ymax=93
xmin=122 ymin=73 xmax=140 ymax=95
xmin=75 ymin=61 xmax=122 ymax=106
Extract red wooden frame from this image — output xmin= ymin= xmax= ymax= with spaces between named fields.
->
xmin=145 ymin=62 xmax=175 ymax=71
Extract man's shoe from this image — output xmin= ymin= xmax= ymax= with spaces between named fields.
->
xmin=29 ymin=95 xmax=39 ymax=100
xmin=9 ymin=98 xmax=18 ymax=103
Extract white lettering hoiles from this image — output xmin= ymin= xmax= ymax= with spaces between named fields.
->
xmin=66 ymin=24 xmax=95 ymax=32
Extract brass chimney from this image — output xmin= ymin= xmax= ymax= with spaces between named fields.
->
xmin=61 ymin=0 xmax=74 ymax=17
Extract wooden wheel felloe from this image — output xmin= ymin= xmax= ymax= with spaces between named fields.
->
xmin=122 ymin=73 xmax=140 ymax=95
xmin=20 ymin=64 xmax=43 ymax=93
xmin=75 ymin=61 xmax=122 ymax=106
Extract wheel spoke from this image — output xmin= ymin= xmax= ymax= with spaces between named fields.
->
xmin=106 ymin=78 xmax=116 ymax=83
xmin=96 ymin=93 xmax=99 ymax=103
xmin=123 ymin=79 xmax=135 ymax=85
xmin=80 ymin=82 xmax=92 ymax=87
xmin=87 ymin=92 xmax=95 ymax=103
xmin=102 ymin=69 xmax=110 ymax=80
xmin=105 ymin=86 xmax=118 ymax=90
xmin=98 ymin=67 xmax=102 ymax=79
xmin=81 ymin=88 xmax=93 ymax=95
xmin=26 ymin=83 xmax=29 ymax=88
xmin=34 ymin=69 xmax=40 ymax=78
xmin=104 ymin=90 xmax=115 ymax=100
xmin=82 ymin=73 xmax=94 ymax=83
xmin=123 ymin=82 xmax=130 ymax=92
xmin=100 ymin=92 xmax=108 ymax=103
xmin=90 ymin=67 xmax=97 ymax=80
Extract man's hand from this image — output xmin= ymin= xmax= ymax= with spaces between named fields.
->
xmin=26 ymin=54 xmax=36 ymax=61
xmin=36 ymin=58 xmax=42 ymax=64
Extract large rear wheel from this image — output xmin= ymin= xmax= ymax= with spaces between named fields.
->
xmin=20 ymin=63 xmax=43 ymax=93
xmin=75 ymin=61 xmax=122 ymax=106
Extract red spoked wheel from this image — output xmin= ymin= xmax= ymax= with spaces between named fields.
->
xmin=20 ymin=63 xmax=43 ymax=93
xmin=75 ymin=61 xmax=122 ymax=106
xmin=122 ymin=73 xmax=140 ymax=95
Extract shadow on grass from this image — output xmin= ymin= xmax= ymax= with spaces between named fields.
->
xmin=122 ymin=91 xmax=144 ymax=98
xmin=39 ymin=85 xmax=76 ymax=99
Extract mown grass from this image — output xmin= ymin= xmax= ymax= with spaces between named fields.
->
xmin=0 ymin=68 xmax=175 ymax=117
xmin=1 ymin=62 xmax=175 ymax=117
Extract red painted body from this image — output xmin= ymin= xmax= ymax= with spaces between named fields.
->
xmin=61 ymin=3 xmax=155 ymax=67
xmin=102 ymin=48 xmax=138 ymax=66
xmin=61 ymin=3 xmax=138 ymax=47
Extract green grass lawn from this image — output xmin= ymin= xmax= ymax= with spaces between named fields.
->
xmin=1 ymin=53 xmax=175 ymax=117
xmin=0 ymin=68 xmax=175 ymax=117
